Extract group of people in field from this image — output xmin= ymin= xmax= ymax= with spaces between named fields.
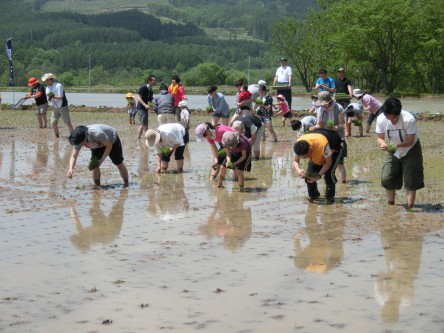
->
xmin=24 ymin=60 xmax=424 ymax=208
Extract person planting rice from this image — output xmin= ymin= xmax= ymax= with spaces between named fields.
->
xmin=314 ymin=91 xmax=347 ymax=183
xmin=232 ymin=115 xmax=265 ymax=160
xmin=67 ymin=124 xmax=129 ymax=187
xmin=375 ymin=97 xmax=424 ymax=209
xmin=217 ymin=131 xmax=252 ymax=192
xmin=145 ymin=123 xmax=189 ymax=173
xmin=293 ymin=128 xmax=344 ymax=203
xmin=352 ymin=88 xmax=383 ymax=133
xmin=195 ymin=122 xmax=236 ymax=180
xmin=125 ymin=92 xmax=137 ymax=125
xmin=344 ymin=102 xmax=364 ymax=137
xmin=290 ymin=116 xmax=317 ymax=138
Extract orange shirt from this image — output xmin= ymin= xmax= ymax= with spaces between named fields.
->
xmin=297 ymin=133 xmax=329 ymax=166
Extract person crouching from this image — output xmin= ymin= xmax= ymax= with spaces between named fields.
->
xmin=145 ymin=123 xmax=188 ymax=173
xmin=217 ymin=131 xmax=252 ymax=192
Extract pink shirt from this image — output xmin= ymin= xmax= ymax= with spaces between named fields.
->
xmin=206 ymin=125 xmax=236 ymax=145
xmin=359 ymin=94 xmax=382 ymax=115
xmin=278 ymin=100 xmax=290 ymax=114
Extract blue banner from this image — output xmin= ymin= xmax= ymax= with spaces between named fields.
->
xmin=6 ymin=38 xmax=13 ymax=87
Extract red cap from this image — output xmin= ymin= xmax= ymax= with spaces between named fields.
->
xmin=28 ymin=77 xmax=39 ymax=86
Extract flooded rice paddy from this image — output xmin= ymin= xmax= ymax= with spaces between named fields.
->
xmin=0 ymin=110 xmax=443 ymax=333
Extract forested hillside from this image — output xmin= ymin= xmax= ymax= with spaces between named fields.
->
xmin=0 ymin=0 xmax=315 ymax=88
xmin=1 ymin=0 xmax=443 ymax=94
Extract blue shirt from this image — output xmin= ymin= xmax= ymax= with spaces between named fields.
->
xmin=315 ymin=77 xmax=335 ymax=92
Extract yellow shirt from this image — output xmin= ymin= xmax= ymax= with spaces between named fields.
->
xmin=297 ymin=133 xmax=329 ymax=166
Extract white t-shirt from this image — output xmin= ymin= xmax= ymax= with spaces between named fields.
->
xmin=46 ymin=82 xmax=64 ymax=108
xmin=180 ymin=108 xmax=190 ymax=129
xmin=275 ymin=66 xmax=292 ymax=83
xmin=375 ymin=110 xmax=419 ymax=159
xmin=154 ymin=123 xmax=186 ymax=154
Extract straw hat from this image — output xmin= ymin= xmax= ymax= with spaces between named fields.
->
xmin=41 ymin=73 xmax=56 ymax=81
xmin=126 ymin=92 xmax=134 ymax=98
xmin=144 ymin=129 xmax=161 ymax=148
xmin=315 ymin=91 xmax=333 ymax=106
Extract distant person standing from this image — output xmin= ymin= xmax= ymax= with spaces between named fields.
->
xmin=314 ymin=69 xmax=336 ymax=95
xmin=41 ymin=73 xmax=73 ymax=137
xmin=334 ymin=68 xmax=353 ymax=108
xmin=273 ymin=57 xmax=292 ymax=110
xmin=248 ymin=79 xmax=267 ymax=102
xmin=207 ymin=85 xmax=230 ymax=126
xmin=125 ymin=92 xmax=137 ymax=125
xmin=137 ymin=75 xmax=156 ymax=139
xmin=25 ymin=77 xmax=48 ymax=129
xmin=168 ymin=75 xmax=187 ymax=121
xmin=153 ymin=83 xmax=176 ymax=126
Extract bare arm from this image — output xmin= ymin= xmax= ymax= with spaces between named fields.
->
xmin=98 ymin=140 xmax=113 ymax=165
xmin=293 ymin=156 xmax=305 ymax=179
xmin=67 ymin=148 xmax=81 ymax=178
xmin=377 ymin=133 xmax=387 ymax=150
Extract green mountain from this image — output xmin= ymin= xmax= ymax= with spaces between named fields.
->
xmin=0 ymin=0 xmax=316 ymax=87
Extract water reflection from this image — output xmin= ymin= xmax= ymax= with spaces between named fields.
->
xmin=199 ymin=188 xmax=252 ymax=252
xmin=69 ymin=189 xmax=128 ymax=251
xmin=375 ymin=220 xmax=423 ymax=325
xmin=146 ymin=173 xmax=190 ymax=219
xmin=9 ymin=138 xmax=15 ymax=181
xmin=293 ymin=202 xmax=346 ymax=273
xmin=137 ymin=140 xmax=149 ymax=178
xmin=48 ymin=139 xmax=71 ymax=196
xmin=30 ymin=132 xmax=49 ymax=178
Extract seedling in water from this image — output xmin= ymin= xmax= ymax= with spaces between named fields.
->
xmin=88 ymin=156 xmax=100 ymax=171
xmin=353 ymin=119 xmax=362 ymax=126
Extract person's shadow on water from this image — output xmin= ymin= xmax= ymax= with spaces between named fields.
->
xmin=69 ymin=188 xmax=128 ymax=252
xmin=293 ymin=202 xmax=346 ymax=273
xmin=374 ymin=219 xmax=423 ymax=325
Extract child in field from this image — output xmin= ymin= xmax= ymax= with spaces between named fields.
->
xmin=274 ymin=94 xmax=292 ymax=126
xmin=238 ymin=84 xmax=252 ymax=104
xmin=308 ymin=94 xmax=320 ymax=115
xmin=126 ymin=92 xmax=137 ymax=124
xmin=217 ymin=131 xmax=252 ymax=192
xmin=255 ymin=85 xmax=277 ymax=142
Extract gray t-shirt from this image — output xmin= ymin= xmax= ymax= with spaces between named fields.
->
xmin=74 ymin=124 xmax=118 ymax=150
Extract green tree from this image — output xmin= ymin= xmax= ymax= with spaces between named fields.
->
xmin=182 ymin=63 xmax=227 ymax=86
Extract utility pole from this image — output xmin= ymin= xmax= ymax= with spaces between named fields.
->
xmin=88 ymin=54 xmax=91 ymax=92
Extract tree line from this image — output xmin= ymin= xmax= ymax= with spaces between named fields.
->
xmin=272 ymin=0 xmax=444 ymax=94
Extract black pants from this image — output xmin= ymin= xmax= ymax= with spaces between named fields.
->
xmin=305 ymin=144 xmax=344 ymax=199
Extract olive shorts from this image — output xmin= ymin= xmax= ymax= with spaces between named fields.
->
xmin=51 ymin=105 xmax=71 ymax=126
xmin=35 ymin=102 xmax=48 ymax=115
xmin=381 ymin=140 xmax=424 ymax=191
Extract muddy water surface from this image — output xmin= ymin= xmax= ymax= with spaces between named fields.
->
xmin=0 ymin=111 xmax=443 ymax=332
